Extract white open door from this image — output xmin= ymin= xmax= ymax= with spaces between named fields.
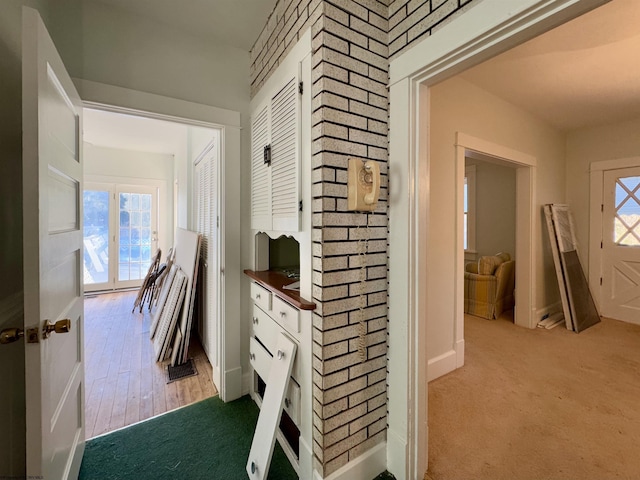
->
xmin=602 ymin=166 xmax=640 ymax=324
xmin=22 ymin=7 xmax=85 ymax=479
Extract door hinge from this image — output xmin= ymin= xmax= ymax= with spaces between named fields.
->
xmin=299 ymin=200 xmax=303 ymax=212
xmin=298 ymin=81 xmax=303 ymax=94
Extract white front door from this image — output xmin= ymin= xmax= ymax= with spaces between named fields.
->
xmin=601 ymin=166 xmax=640 ymax=324
xmin=22 ymin=7 xmax=85 ymax=479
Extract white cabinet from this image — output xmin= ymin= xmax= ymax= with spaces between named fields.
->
xmin=250 ymin=75 xmax=301 ymax=232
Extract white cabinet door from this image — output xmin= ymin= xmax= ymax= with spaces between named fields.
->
xmin=270 ymin=77 xmax=300 ymax=232
xmin=22 ymin=7 xmax=85 ymax=479
xmin=251 ymin=103 xmax=272 ymax=230
xmin=250 ymin=74 xmax=300 ymax=232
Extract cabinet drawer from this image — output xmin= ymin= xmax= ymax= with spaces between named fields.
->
xmin=250 ymin=328 xmax=301 ymax=384
xmin=250 ymin=282 xmax=272 ymax=311
xmin=251 ymin=305 xmax=279 ymax=353
xmin=284 ymin=379 xmax=301 ymax=426
xmin=272 ymin=296 xmax=299 ymax=334
xmin=250 ymin=336 xmax=272 ymax=382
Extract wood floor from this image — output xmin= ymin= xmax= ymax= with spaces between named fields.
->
xmin=84 ymin=290 xmax=218 ymax=439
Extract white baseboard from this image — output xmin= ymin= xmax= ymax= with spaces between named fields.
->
xmin=535 ymin=301 xmax=563 ymax=323
xmin=428 ymin=349 xmax=457 ymax=381
xmin=299 ymin=435 xmax=314 ymax=480
xmin=455 ymin=338 xmax=465 ymax=368
xmin=315 ymin=441 xmax=387 ymax=480
xmin=242 ymin=370 xmax=252 ymax=396
xmin=386 ymin=428 xmax=407 ymax=480
xmin=221 ymin=366 xmax=243 ymax=402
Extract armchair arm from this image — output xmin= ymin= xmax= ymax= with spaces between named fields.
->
xmin=465 ymin=262 xmax=479 ymax=274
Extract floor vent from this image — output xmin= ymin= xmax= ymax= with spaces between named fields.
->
xmin=167 ymin=358 xmax=198 ymax=383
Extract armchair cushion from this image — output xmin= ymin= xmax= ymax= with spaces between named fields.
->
xmin=464 ymin=252 xmax=514 ymax=320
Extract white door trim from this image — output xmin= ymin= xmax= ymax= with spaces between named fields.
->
xmin=455 ymin=133 xmax=537 ymax=331
xmin=589 ymin=156 xmax=640 ymax=313
xmin=387 ymin=0 xmax=609 ymax=479
xmin=75 ymin=79 xmax=243 ymax=401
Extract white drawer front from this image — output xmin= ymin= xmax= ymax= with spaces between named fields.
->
xmin=249 ymin=336 xmax=272 ymax=381
xmin=284 ymin=379 xmax=301 ymax=426
xmin=252 ymin=304 xmax=279 ymax=353
xmin=250 ymin=282 xmax=271 ymax=311
xmin=250 ymin=327 xmax=301 ymax=384
xmin=272 ymin=295 xmax=300 ymax=334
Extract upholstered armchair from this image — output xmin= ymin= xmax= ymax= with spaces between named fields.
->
xmin=464 ymin=252 xmax=515 ymax=319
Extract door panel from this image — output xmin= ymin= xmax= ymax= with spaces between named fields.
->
xmin=602 ymin=167 xmax=640 ymax=323
xmin=22 ymin=7 xmax=84 ymax=479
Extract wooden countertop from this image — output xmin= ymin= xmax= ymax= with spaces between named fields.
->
xmin=244 ymin=269 xmax=316 ymax=311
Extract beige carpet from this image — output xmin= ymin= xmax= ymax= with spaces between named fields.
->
xmin=426 ymin=311 xmax=640 ymax=480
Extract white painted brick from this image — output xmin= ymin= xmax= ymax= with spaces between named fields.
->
xmin=324 ymin=2 xmax=350 ymax=25
xmin=368 ymin=10 xmax=388 ymax=32
xmin=349 ymin=100 xmax=387 ymax=122
xmin=323 ymin=401 xmax=367 ymax=431
xmin=321 ymin=107 xmax=368 ymax=130
xmin=389 ymin=31 xmax=408 ymax=57
xmin=350 ymin=15 xmax=388 ymax=44
xmin=349 ymin=128 xmax=388 ymax=148
xmin=349 ymin=278 xmax=388 ymax=296
xmin=349 ymin=380 xmax=386 ymax=407
xmin=322 ymin=227 xmax=349 ymax=241
xmin=368 ymin=369 xmax=387 ymax=387
xmin=348 ymin=428 xmax=386 ymax=461
xmin=326 ymin=0 xmax=368 ymax=21
xmin=349 ymin=354 xmax=386 ymax=379
xmin=408 ymin=0 xmax=456 ymax=43
xmin=313 ymin=61 xmax=350 ymax=84
xmin=368 ymin=416 xmax=388 ymax=436
xmin=348 ymin=404 xmax=386 ymax=435
xmin=323 ymin=16 xmax=368 ymax=48
xmin=325 ymin=451 xmax=350 ymax=476
xmin=368 ymin=118 xmax=388 ymax=135
xmin=368 ymin=145 xmax=389 ymax=161
xmin=349 ymin=72 xmax=388 ymax=97
xmin=350 ymin=43 xmax=388 ymax=71
xmin=323 ymin=376 xmax=367 ymax=405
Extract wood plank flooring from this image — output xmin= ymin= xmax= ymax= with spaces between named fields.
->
xmin=84 ymin=290 xmax=218 ymax=439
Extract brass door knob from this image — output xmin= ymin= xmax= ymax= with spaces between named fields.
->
xmin=42 ymin=319 xmax=71 ymax=339
xmin=0 ymin=328 xmax=24 ymax=345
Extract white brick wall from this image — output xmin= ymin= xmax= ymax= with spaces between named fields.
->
xmin=249 ymin=0 xmax=482 ymax=475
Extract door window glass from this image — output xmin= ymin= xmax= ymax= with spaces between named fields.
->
xmin=614 ymin=176 xmax=640 ymax=246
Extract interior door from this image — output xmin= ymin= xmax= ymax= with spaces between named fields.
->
xmin=602 ymin=166 xmax=640 ymax=324
xmin=22 ymin=7 xmax=85 ymax=479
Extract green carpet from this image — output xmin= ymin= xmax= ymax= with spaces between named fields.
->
xmin=79 ymin=395 xmax=296 ymax=480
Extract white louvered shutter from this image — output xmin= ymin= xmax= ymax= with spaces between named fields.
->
xmin=251 ymin=104 xmax=271 ymax=230
xmin=270 ymin=76 xmax=299 ymax=231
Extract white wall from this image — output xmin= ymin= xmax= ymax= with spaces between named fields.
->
xmin=428 ymin=76 xmax=566 ymax=362
xmin=471 ymin=160 xmax=517 ymax=258
xmin=566 ymin=115 xmax=640 ymax=271
xmin=84 ymin=143 xmax=175 ymax=256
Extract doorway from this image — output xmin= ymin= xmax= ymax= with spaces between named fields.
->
xmin=81 ymin=106 xmax=224 ymax=437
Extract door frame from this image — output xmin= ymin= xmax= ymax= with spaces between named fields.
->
xmin=387 ymin=0 xmax=609 ymax=478
xmin=76 ymin=79 xmax=243 ymax=401
xmin=589 ymin=156 xmax=640 ymax=314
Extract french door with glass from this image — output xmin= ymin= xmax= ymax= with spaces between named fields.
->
xmin=83 ymin=182 xmax=158 ymax=291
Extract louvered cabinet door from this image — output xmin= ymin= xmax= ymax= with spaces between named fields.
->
xmin=270 ymin=77 xmax=300 ymax=232
xmin=251 ymin=104 xmax=272 ymax=230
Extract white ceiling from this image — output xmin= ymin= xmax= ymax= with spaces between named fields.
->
xmin=89 ymin=0 xmax=279 ymax=51
xmin=460 ymin=0 xmax=640 ymax=132
xmin=83 ymin=108 xmax=188 ymax=155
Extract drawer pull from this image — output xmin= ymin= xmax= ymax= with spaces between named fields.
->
xmin=252 ymin=317 xmax=258 ymax=325
xmin=277 ymin=350 xmax=284 ymax=360
xmin=250 ymin=353 xmax=255 ymax=360
xmin=279 ymin=311 xmax=286 ymax=318
xmin=251 ymin=461 xmax=257 ymax=474
xmin=284 ymin=398 xmax=290 ymax=408
xmin=255 ymin=293 xmax=261 ymax=299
